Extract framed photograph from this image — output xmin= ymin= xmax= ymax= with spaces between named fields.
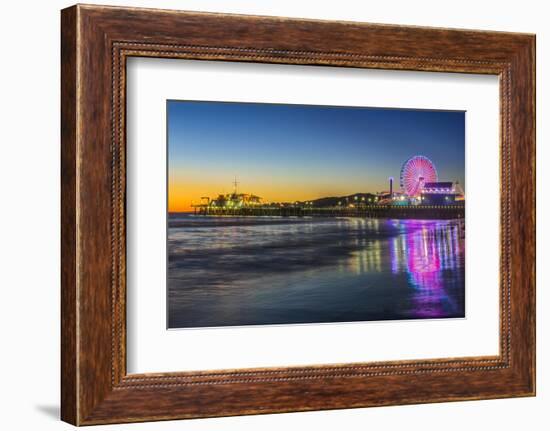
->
xmin=61 ymin=4 xmax=535 ymax=425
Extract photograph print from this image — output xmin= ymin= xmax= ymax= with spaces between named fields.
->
xmin=167 ymin=100 xmax=466 ymax=329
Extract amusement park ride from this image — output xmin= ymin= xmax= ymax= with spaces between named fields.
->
xmin=393 ymin=155 xmax=464 ymax=205
xmin=400 ymin=155 xmax=439 ymax=197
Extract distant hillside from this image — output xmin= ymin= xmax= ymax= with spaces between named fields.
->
xmin=299 ymin=193 xmax=379 ymax=208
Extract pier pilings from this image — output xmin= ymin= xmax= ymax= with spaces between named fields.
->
xmin=194 ymin=205 xmax=465 ymax=219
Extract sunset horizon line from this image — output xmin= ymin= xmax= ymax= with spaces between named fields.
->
xmin=168 ymin=187 xmax=402 ymax=213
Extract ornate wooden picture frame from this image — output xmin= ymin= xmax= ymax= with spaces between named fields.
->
xmin=61 ymin=4 xmax=535 ymax=425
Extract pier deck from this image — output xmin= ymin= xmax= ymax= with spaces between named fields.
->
xmin=194 ymin=205 xmax=465 ymax=219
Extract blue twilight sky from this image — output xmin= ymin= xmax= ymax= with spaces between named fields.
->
xmin=167 ymin=100 xmax=465 ymax=211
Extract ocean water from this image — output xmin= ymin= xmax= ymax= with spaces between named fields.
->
xmin=167 ymin=214 xmax=465 ymax=328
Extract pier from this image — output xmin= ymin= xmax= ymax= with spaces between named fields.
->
xmin=194 ymin=204 xmax=465 ymax=219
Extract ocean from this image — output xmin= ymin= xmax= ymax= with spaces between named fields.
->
xmin=167 ymin=214 xmax=465 ymax=328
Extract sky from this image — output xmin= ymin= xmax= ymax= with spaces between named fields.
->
xmin=168 ymin=100 xmax=465 ymax=212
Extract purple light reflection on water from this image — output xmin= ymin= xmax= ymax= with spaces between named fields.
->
xmin=389 ymin=219 xmax=464 ymax=318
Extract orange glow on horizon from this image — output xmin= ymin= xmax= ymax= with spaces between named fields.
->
xmin=168 ymin=179 xmax=385 ymax=213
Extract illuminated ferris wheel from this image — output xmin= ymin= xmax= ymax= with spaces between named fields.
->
xmin=400 ymin=155 xmax=438 ymax=197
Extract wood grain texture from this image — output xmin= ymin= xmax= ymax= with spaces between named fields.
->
xmin=60 ymin=4 xmax=536 ymax=425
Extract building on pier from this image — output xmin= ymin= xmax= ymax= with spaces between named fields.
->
xmin=209 ymin=192 xmax=262 ymax=208
xmin=420 ymin=182 xmax=457 ymax=205
xmin=192 ymin=177 xmax=263 ymax=211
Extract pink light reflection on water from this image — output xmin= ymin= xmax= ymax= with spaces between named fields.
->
xmin=391 ymin=219 xmax=464 ymax=318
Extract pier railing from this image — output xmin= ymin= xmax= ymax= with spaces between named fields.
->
xmin=194 ymin=205 xmax=465 ymax=219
